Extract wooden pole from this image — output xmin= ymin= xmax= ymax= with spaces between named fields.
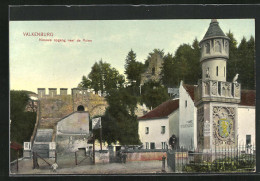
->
xmin=93 ymin=134 xmax=95 ymax=164
xmin=100 ymin=127 xmax=102 ymax=151
xmin=75 ymin=151 xmax=77 ymax=165
xmin=55 ymin=150 xmax=57 ymax=163
xmin=16 ymin=150 xmax=19 ymax=172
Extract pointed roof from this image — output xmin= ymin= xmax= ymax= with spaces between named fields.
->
xmin=138 ymin=99 xmax=179 ymax=120
xmin=183 ymin=84 xmax=196 ymax=101
xmin=200 ymin=19 xmax=229 ymax=43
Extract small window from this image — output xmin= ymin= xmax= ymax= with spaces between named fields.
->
xmin=150 ymin=142 xmax=155 ymax=149
xmin=145 ymin=127 xmax=149 ymax=134
xmin=224 ymin=67 xmax=225 ymax=77
xmin=246 ymin=135 xmax=251 ymax=145
xmin=145 ymin=142 xmax=149 ymax=149
xmin=216 ymin=66 xmax=218 ymax=76
xmin=185 ymin=100 xmax=187 ymax=108
xmin=161 ymin=126 xmax=165 ymax=134
xmin=161 ymin=142 xmax=166 ymax=149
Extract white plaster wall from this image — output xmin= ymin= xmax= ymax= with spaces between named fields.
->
xmin=138 ymin=118 xmax=169 ymax=149
xmin=202 ymin=58 xmax=226 ymax=81
xmin=237 ymin=106 xmax=255 ymax=145
xmin=57 ymin=112 xmax=89 ymax=135
xmin=169 ymin=109 xmax=179 ymax=140
xmin=179 ymin=83 xmax=197 ymax=149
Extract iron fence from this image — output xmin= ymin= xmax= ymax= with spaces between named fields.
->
xmin=167 ymin=145 xmax=256 ymax=173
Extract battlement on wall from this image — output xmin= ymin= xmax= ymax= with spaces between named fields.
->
xmin=37 ymin=88 xmax=99 ymax=98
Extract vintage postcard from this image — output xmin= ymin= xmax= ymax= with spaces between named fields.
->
xmin=9 ymin=6 xmax=256 ymax=175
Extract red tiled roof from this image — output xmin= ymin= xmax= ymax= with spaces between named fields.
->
xmin=138 ymin=99 xmax=179 ymax=120
xmin=240 ymin=90 xmax=255 ymax=106
xmin=183 ymin=84 xmax=196 ymax=101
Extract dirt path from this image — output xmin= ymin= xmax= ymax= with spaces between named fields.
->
xmin=10 ymin=159 xmax=172 ymax=175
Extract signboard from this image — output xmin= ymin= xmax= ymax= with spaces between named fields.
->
xmin=23 ymin=142 xmax=31 ymax=150
xmin=92 ymin=117 xmax=101 ymax=129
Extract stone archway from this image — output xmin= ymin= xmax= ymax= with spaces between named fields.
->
xmin=77 ymin=105 xmax=85 ymax=111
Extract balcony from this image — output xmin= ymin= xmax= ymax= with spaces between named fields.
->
xmin=195 ymin=79 xmax=241 ymax=105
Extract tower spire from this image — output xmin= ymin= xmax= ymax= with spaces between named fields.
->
xmin=211 ymin=19 xmax=218 ymax=23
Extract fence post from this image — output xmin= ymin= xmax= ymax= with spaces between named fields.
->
xmin=75 ymin=151 xmax=77 ymax=165
xmin=16 ymin=150 xmax=19 ymax=172
xmin=162 ymin=156 xmax=166 ymax=172
xmin=55 ymin=150 xmax=57 ymax=163
xmin=33 ymin=152 xmax=39 ymax=169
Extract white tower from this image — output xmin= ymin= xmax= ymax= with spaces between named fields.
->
xmin=195 ymin=20 xmax=241 ymax=152
xmin=200 ymin=19 xmax=230 ymax=82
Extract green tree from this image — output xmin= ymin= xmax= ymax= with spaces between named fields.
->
xmin=124 ymin=49 xmax=145 ymax=86
xmin=86 ymin=60 xmax=125 ymax=93
xmin=141 ymin=80 xmax=169 ymax=109
xmin=161 ymin=53 xmax=177 ymax=87
xmin=236 ymin=36 xmax=255 ymax=89
xmin=161 ymin=39 xmax=201 ymax=88
xmin=226 ymin=31 xmax=239 ymax=82
xmin=103 ymin=88 xmax=140 ymax=145
xmin=78 ymin=75 xmax=91 ymax=88
xmin=246 ymin=36 xmax=256 ymax=89
xmin=10 ymin=90 xmax=37 ymax=161
xmin=88 ymin=62 xmax=102 ymax=93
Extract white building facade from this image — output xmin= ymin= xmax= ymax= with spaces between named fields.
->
xmin=237 ymin=90 xmax=256 ymax=146
xmin=179 ymin=81 xmax=197 ymax=149
xmin=138 ymin=99 xmax=179 ymax=149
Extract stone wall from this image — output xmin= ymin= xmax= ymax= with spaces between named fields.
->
xmin=56 ymin=135 xmax=89 ymax=154
xmin=95 ymin=151 xmax=110 ymax=164
xmin=37 ymin=88 xmax=107 ymax=131
xmin=126 ymin=151 xmax=166 ymax=161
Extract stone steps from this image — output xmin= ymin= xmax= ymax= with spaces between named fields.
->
xmin=35 ymin=129 xmax=53 ymax=142
xmin=33 ymin=129 xmax=53 ymax=158
xmin=33 ymin=143 xmax=49 ymax=158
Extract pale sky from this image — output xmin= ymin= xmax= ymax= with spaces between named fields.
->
xmin=9 ymin=19 xmax=255 ymax=94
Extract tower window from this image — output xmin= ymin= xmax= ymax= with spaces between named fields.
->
xmin=206 ymin=42 xmax=210 ymax=54
xmin=224 ymin=67 xmax=225 ymax=77
xmin=216 ymin=66 xmax=218 ymax=76
xmin=152 ymin=67 xmax=155 ymax=75
xmin=185 ymin=100 xmax=187 ymax=108
xmin=215 ymin=41 xmax=221 ymax=52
